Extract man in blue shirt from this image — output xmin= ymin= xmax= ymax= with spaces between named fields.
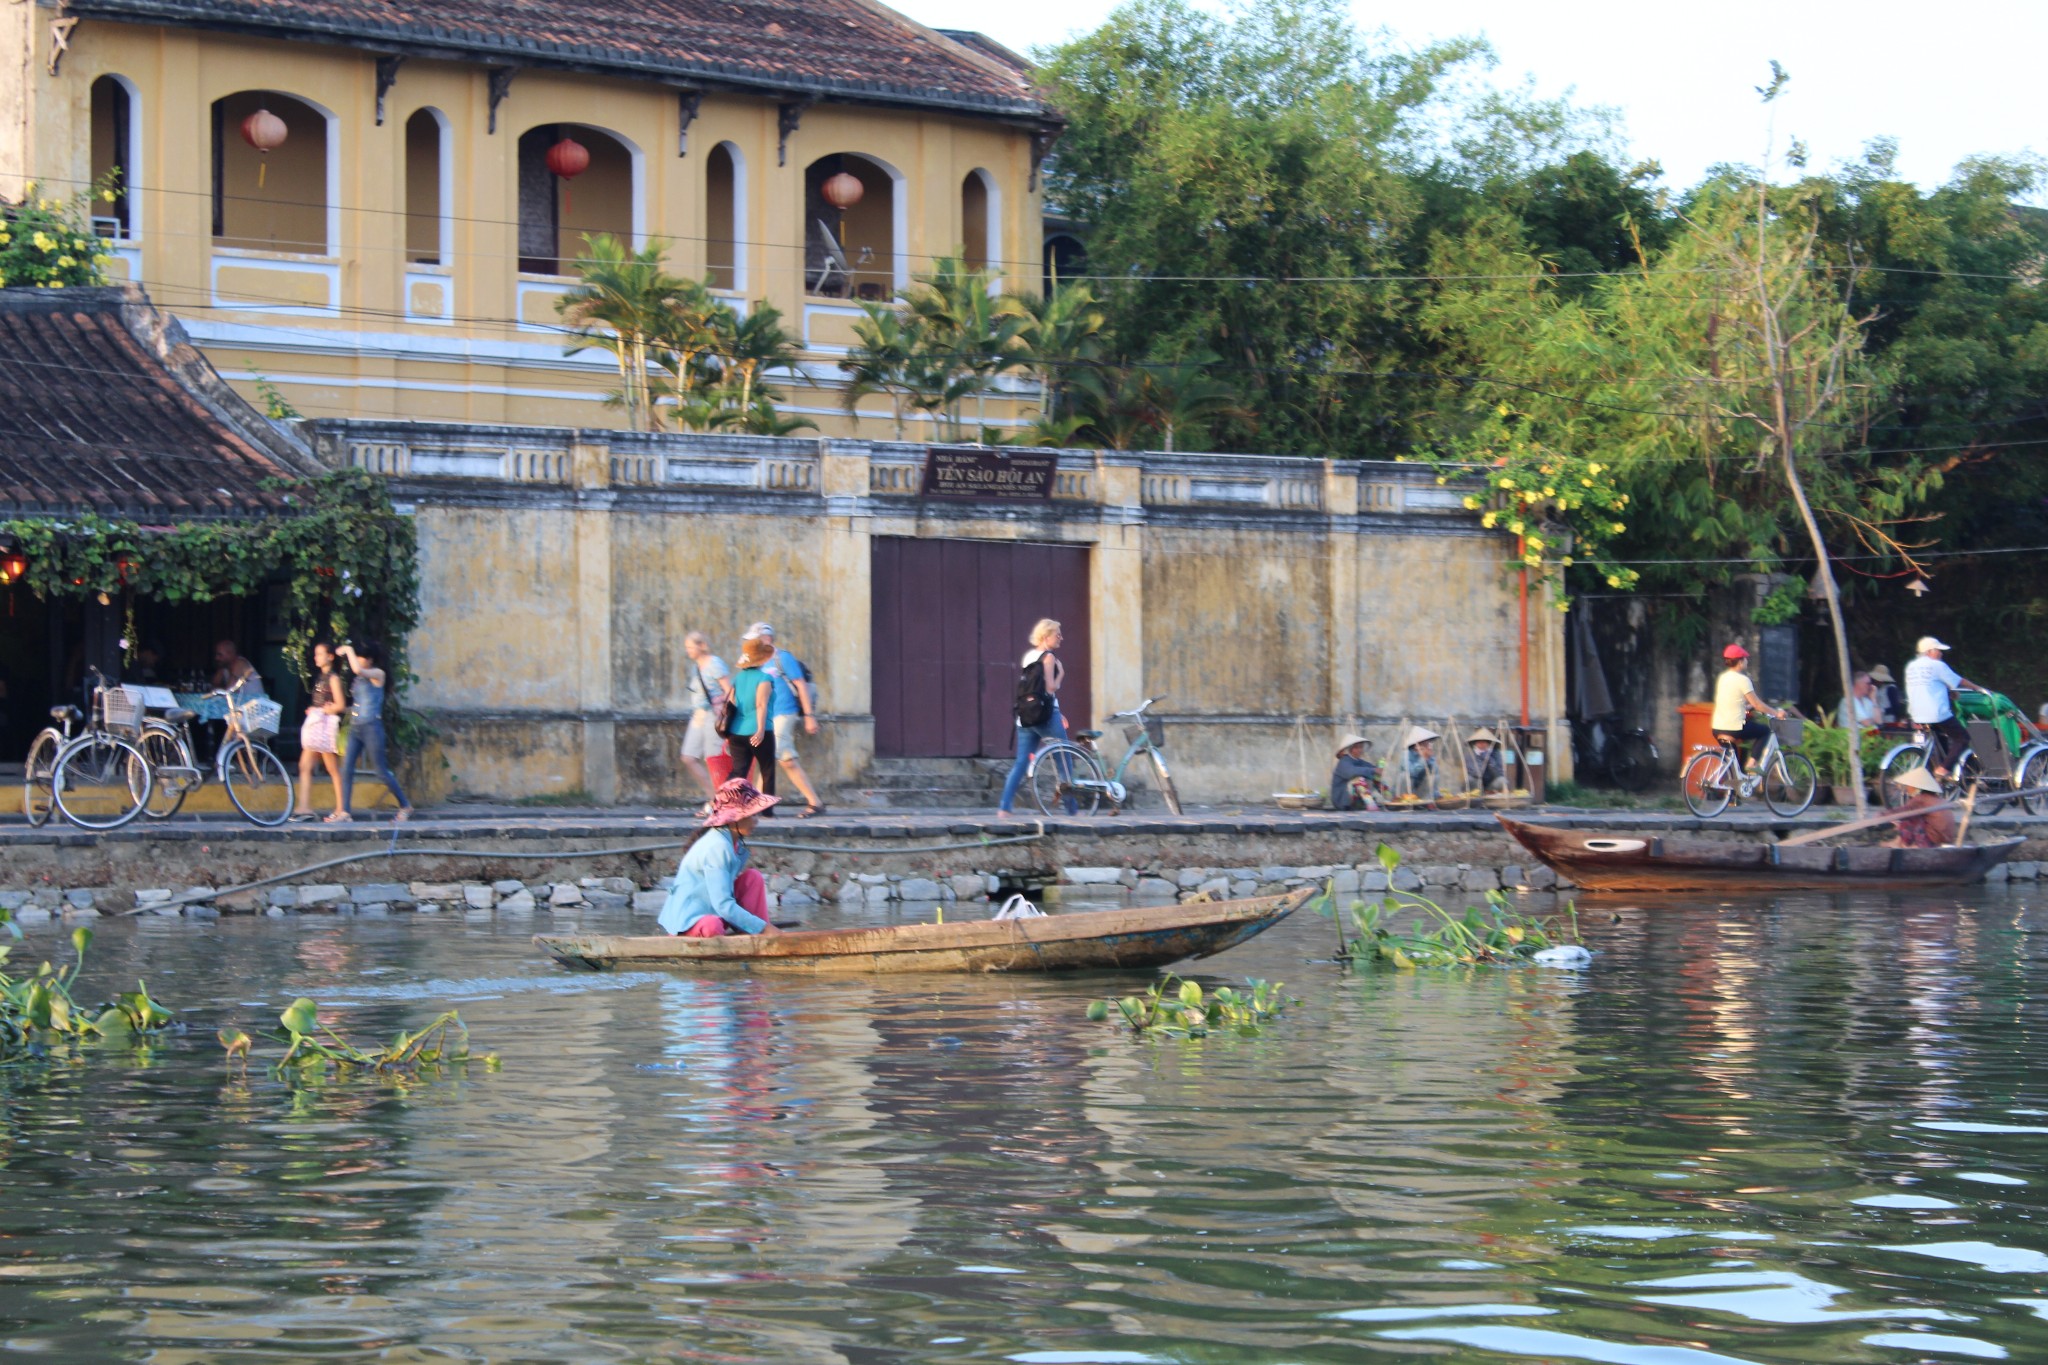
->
xmin=743 ymin=621 xmax=825 ymax=817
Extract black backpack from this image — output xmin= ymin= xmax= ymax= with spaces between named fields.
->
xmin=1014 ymin=654 xmax=1052 ymax=727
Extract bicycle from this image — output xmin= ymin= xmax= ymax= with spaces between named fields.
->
xmin=1572 ymin=714 xmax=1658 ymax=792
xmin=1027 ymin=696 xmax=1182 ymax=817
xmin=26 ymin=668 xmax=155 ymax=830
xmin=136 ymin=676 xmax=293 ymax=825
xmin=1681 ymin=716 xmax=1817 ymax=818
xmin=1876 ymin=692 xmax=2048 ymax=815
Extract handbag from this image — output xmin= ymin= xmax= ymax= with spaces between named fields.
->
xmin=706 ymin=667 xmax=736 ymax=739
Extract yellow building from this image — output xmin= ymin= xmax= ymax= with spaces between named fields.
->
xmin=1 ymin=0 xmax=1057 ymax=434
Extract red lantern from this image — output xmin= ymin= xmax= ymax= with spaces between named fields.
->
xmin=241 ymin=106 xmax=289 ymax=188
xmin=545 ymin=136 xmax=591 ymax=180
xmin=0 ymin=549 xmax=26 ymax=585
xmin=821 ymin=171 xmax=865 ymax=211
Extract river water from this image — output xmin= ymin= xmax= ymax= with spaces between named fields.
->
xmin=6 ymin=889 xmax=2048 ymax=1363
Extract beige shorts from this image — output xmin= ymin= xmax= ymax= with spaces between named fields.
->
xmin=773 ymin=712 xmax=801 ymax=760
xmin=681 ymin=708 xmax=722 ymax=760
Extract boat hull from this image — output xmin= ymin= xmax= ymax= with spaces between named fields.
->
xmin=535 ymin=889 xmax=1311 ymax=974
xmin=1499 ymin=816 xmax=2022 ymax=892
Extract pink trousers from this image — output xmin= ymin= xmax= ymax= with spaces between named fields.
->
xmin=682 ymin=868 xmax=769 ymax=936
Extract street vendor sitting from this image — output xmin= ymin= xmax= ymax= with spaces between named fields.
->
xmin=658 ymin=778 xmax=785 ymax=937
xmin=1404 ymin=726 xmax=1440 ymax=802
xmin=1464 ymin=727 xmax=1510 ymax=794
xmin=1885 ymin=767 xmax=1957 ymax=849
xmin=1330 ymin=733 xmax=1381 ymax=811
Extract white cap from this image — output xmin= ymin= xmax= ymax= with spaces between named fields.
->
xmin=742 ymin=621 xmax=776 ymax=641
xmin=1916 ymin=636 xmax=1951 ymax=654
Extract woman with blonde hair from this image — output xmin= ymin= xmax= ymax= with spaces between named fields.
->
xmin=999 ymin=618 xmax=1078 ymax=816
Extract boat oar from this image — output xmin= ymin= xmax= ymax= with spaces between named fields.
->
xmin=1777 ymin=781 xmax=2046 ymax=847
xmin=1954 ymin=781 xmax=1981 ymax=847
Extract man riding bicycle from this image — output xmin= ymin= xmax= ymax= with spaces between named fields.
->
xmin=1904 ymin=636 xmax=1986 ymax=780
xmin=1711 ymin=642 xmax=1786 ymax=768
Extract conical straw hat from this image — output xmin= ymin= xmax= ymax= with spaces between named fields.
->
xmin=1893 ymin=766 xmax=1942 ymax=795
xmin=1467 ymin=726 xmax=1501 ymax=745
xmin=1403 ymin=725 xmax=1439 ymax=748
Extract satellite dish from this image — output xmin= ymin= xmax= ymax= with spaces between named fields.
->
xmin=810 ymin=217 xmax=854 ymax=294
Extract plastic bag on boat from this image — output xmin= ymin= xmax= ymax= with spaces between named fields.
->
xmin=991 ymin=894 xmax=1045 ymax=921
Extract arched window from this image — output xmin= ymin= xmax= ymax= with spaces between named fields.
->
xmin=90 ymin=75 xmax=137 ymax=239
xmin=518 ymin=123 xmax=636 ymax=276
xmin=804 ymin=153 xmax=898 ymax=300
xmin=1043 ymin=232 xmax=1086 ymax=296
xmin=961 ymin=168 xmax=996 ymax=274
xmin=706 ymin=142 xmax=742 ymax=292
xmin=404 ymin=108 xmax=448 ymax=265
xmin=211 ymin=91 xmax=331 ymax=253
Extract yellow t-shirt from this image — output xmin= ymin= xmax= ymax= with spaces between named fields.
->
xmin=1711 ymin=669 xmax=1756 ymax=731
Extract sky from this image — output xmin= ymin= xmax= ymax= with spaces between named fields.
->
xmin=901 ymin=0 xmax=2047 ymax=195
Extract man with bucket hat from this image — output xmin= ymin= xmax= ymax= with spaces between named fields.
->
xmin=657 ymin=778 xmax=783 ymax=937
xmin=1329 ymin=733 xmax=1381 ymax=810
xmin=1903 ymin=636 xmax=1985 ymax=780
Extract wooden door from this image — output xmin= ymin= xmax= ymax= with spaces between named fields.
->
xmin=872 ymin=538 xmax=1091 ymax=758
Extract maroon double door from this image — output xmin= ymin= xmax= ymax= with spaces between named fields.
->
xmin=871 ymin=537 xmax=1091 ymax=758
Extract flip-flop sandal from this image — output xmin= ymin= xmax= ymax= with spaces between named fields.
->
xmin=797 ymin=805 xmax=826 ymax=819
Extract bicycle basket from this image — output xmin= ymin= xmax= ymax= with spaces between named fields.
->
xmin=1124 ymin=717 xmax=1165 ymax=748
xmin=102 ymin=685 xmax=145 ymax=736
xmin=1772 ymin=716 xmax=1805 ymax=750
xmin=236 ymin=698 xmax=284 ymax=739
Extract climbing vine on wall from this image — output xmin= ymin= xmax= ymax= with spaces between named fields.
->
xmin=0 ymin=469 xmax=425 ymax=742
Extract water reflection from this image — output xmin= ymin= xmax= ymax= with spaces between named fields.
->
xmin=2 ymin=890 xmax=2048 ymax=1361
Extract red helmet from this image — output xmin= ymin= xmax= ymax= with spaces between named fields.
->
xmin=1723 ymin=643 xmax=1749 ymax=660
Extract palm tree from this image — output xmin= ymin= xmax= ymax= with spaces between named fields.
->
xmin=896 ymin=256 xmax=1034 ymax=441
xmin=651 ymin=276 xmax=726 ymax=431
xmin=557 ymin=234 xmax=683 ymax=432
xmin=1067 ymin=349 xmax=1248 ymax=452
xmin=839 ymin=303 xmax=922 ymax=440
xmin=1009 ymin=277 xmax=1107 ymax=430
xmin=714 ymin=303 xmax=806 ymax=416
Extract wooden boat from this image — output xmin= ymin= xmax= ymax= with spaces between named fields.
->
xmin=1499 ymin=815 xmax=2022 ymax=893
xmin=534 ymin=888 xmax=1312 ymax=974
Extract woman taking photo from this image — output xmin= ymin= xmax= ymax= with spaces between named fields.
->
xmin=725 ymin=636 xmax=778 ymax=797
xmin=332 ymin=641 xmax=414 ymax=823
xmin=292 ymin=641 xmax=347 ymax=822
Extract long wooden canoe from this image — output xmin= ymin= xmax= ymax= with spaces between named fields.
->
xmin=535 ymin=888 xmax=1311 ymax=974
xmin=1500 ymin=815 xmax=2022 ymax=893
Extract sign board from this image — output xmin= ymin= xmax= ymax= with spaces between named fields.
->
xmin=919 ymin=448 xmax=1056 ymax=501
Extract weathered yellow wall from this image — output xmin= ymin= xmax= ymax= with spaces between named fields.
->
xmin=13 ymin=21 xmax=1045 ymax=435
xmin=324 ymin=426 xmax=1567 ymax=806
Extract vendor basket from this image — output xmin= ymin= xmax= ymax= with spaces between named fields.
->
xmin=235 ymin=697 xmax=283 ymax=740
xmin=102 ymin=685 xmax=146 ymax=736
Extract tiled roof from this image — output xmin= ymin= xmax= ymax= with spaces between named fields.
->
xmin=71 ymin=0 xmax=1051 ymax=118
xmin=0 ymin=284 xmax=322 ymax=521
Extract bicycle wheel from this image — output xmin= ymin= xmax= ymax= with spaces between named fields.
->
xmin=1030 ymin=741 xmax=1104 ymax=817
xmin=2021 ymin=749 xmax=2048 ymax=816
xmin=1610 ymin=734 xmax=1656 ymax=792
xmin=22 ymin=728 xmax=59 ymax=826
xmin=1763 ymin=751 xmax=1817 ymax=817
xmin=1879 ymin=743 xmax=1931 ymax=809
xmin=52 ymin=734 xmax=152 ymax=830
xmin=1682 ymin=750 xmax=1733 ymax=818
xmin=223 ymin=740 xmax=294 ymax=826
xmin=138 ymin=722 xmax=192 ymax=820
xmin=1148 ymin=749 xmax=1184 ymax=816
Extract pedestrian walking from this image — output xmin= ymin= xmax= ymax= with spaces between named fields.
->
xmin=1904 ymin=636 xmax=1984 ymax=779
xmin=292 ymin=640 xmax=347 ymax=822
xmin=743 ymin=622 xmax=827 ymax=818
xmin=998 ymin=618 xmax=1078 ymax=817
xmin=331 ymin=641 xmax=414 ymax=823
xmin=725 ymin=636 xmax=777 ymax=799
xmin=680 ymin=631 xmax=730 ymax=813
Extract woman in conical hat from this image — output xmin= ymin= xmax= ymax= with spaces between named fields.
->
xmin=657 ymin=778 xmax=782 ymax=937
xmin=1464 ymin=726 xmax=1508 ymax=793
xmin=1404 ymin=726 xmax=1440 ymax=801
xmin=1886 ymin=767 xmax=1956 ymax=849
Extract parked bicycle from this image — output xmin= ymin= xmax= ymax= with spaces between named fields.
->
xmin=21 ymin=667 xmax=154 ymax=830
xmin=1027 ymin=696 xmax=1182 ymax=817
xmin=136 ymin=675 xmax=294 ymax=825
xmin=1572 ymin=714 xmax=1658 ymax=792
xmin=1876 ymin=690 xmax=2048 ymax=815
xmin=1681 ymin=715 xmax=1817 ymax=818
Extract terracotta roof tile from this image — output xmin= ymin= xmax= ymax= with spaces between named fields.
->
xmin=0 ymin=285 xmax=319 ymax=521
xmin=72 ymin=0 xmax=1050 ymax=117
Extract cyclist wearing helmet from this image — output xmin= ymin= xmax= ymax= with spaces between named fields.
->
xmin=1710 ymin=642 xmax=1785 ymax=769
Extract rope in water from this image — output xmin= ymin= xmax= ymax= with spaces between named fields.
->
xmin=113 ymin=826 xmax=1050 ymax=917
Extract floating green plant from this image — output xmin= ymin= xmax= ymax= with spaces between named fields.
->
xmin=220 ymin=996 xmax=497 ymax=1080
xmin=1 ymin=917 xmax=175 ymax=1061
xmin=1088 ymin=974 xmax=1290 ymax=1038
xmin=1315 ymin=844 xmax=1583 ymax=969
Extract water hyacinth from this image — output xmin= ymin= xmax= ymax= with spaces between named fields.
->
xmin=0 ymin=917 xmax=176 ymax=1061
xmin=1315 ymin=844 xmax=1584 ymax=969
xmin=1087 ymin=974 xmax=1291 ymax=1038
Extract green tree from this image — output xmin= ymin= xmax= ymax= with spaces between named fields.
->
xmin=0 ymin=180 xmax=114 ymax=288
xmin=1066 ymin=349 xmax=1248 ymax=451
xmin=557 ymin=234 xmax=682 ymax=432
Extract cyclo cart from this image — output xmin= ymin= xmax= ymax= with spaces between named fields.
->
xmin=1878 ymin=689 xmax=2048 ymax=813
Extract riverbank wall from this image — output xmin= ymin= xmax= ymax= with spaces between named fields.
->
xmin=7 ymin=808 xmax=2048 ymax=919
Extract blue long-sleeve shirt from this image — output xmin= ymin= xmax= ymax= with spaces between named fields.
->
xmin=657 ymin=829 xmax=769 ymax=935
